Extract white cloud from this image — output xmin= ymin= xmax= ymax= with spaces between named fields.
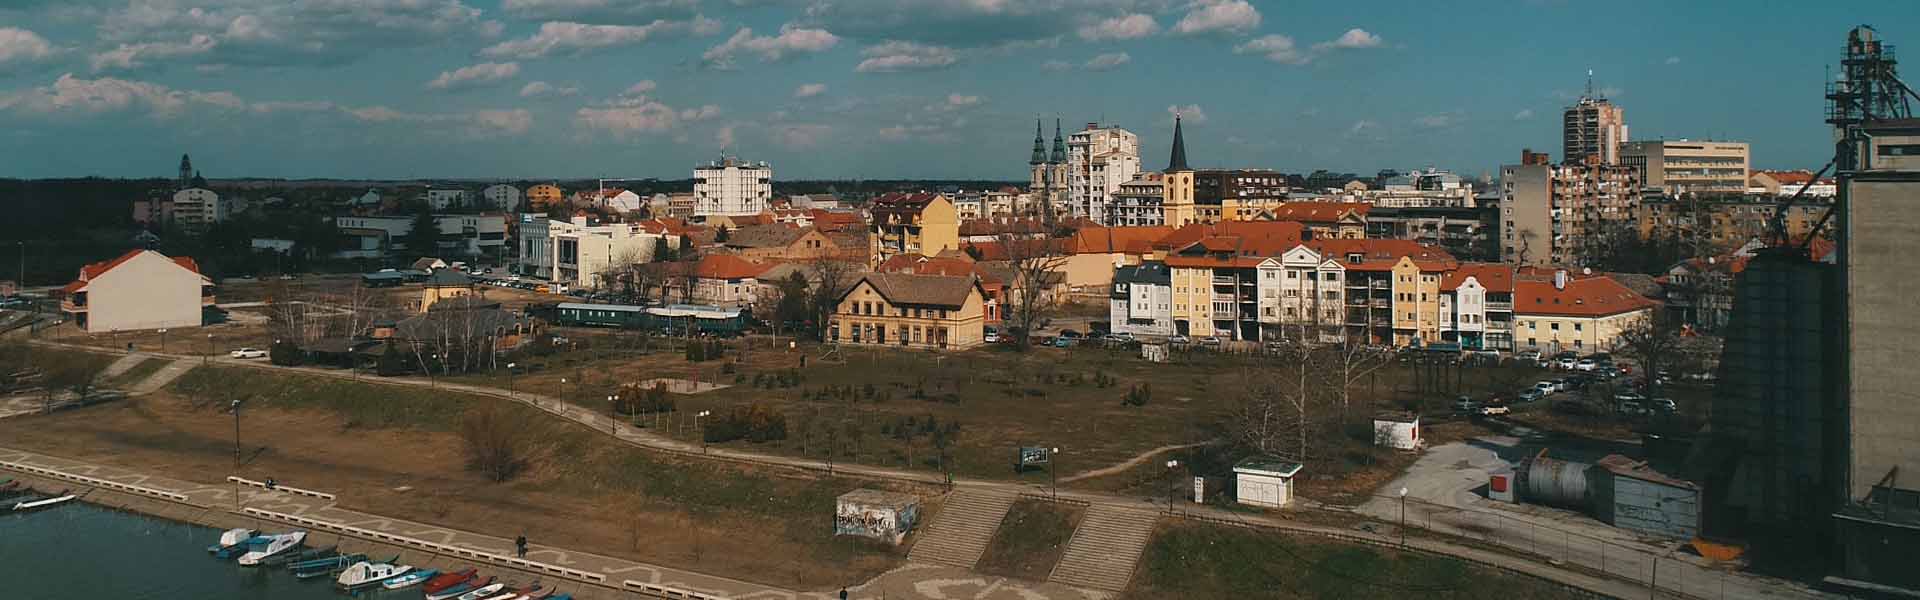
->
xmin=426 ymin=61 xmax=520 ymax=91
xmin=470 ymin=109 xmax=533 ymax=135
xmin=1 ymin=73 xmax=526 ymax=137
xmin=1166 ymin=104 xmax=1206 ymax=124
xmin=855 ymin=40 xmax=957 ymax=72
xmin=573 ymin=89 xmax=717 ymax=138
xmin=1313 ymin=28 xmax=1383 ymax=50
xmin=1513 ymin=109 xmax=1534 ymax=120
xmin=624 ymin=80 xmax=658 ymax=95
xmin=945 ymin=93 xmax=982 ymax=107
xmin=519 ymin=80 xmax=579 ymax=98
xmin=1664 ymin=56 xmax=1681 ymax=65
xmin=793 ymin=83 xmax=827 ymax=98
xmin=1234 ymin=34 xmax=1307 ymax=65
xmin=1076 ymin=13 xmax=1156 ymax=41
xmin=773 ymin=123 xmax=831 ymax=148
xmin=1173 ymin=0 xmax=1260 ymax=36
xmin=90 ymin=34 xmax=218 ymax=72
xmin=0 ymin=27 xmax=56 ymax=68
xmin=1413 ymin=113 xmax=1455 ymax=129
xmin=701 ymin=24 xmax=840 ymax=69
xmin=92 ymin=1 xmax=502 ymax=69
xmin=1346 ymin=119 xmax=1378 ymax=137
xmin=345 ymin=104 xmax=532 ymax=136
xmin=680 ymin=104 xmax=720 ymax=121
xmin=481 ymin=17 xmax=721 ymax=59
xmin=1040 ymin=59 xmax=1073 ymax=72
xmin=501 ymin=0 xmax=700 ymax=23
xmin=715 ymin=123 xmax=736 ymax=148
xmin=1083 ymin=51 xmax=1130 ymax=71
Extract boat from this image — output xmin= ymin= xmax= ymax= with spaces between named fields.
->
xmin=381 ymin=568 xmax=440 ymax=590
xmin=454 ymin=582 xmax=508 ymax=600
xmin=212 ymin=534 xmax=269 ymax=559
xmin=547 ymin=594 xmax=572 ymax=600
xmin=207 ymin=528 xmax=258 ymax=554
xmin=421 ymin=568 xmax=477 ymax=594
xmin=290 ymin=553 xmax=366 ymax=579
xmin=237 ymin=531 xmax=307 ymax=566
xmin=10 ymin=491 xmax=77 ymax=512
xmin=480 ymin=585 xmax=538 ymax=600
xmin=335 ymin=559 xmax=412 ymax=590
xmin=260 ymin=545 xmax=335 ymax=567
xmin=425 ymin=576 xmax=495 ymax=600
xmin=286 ymin=551 xmax=358 ymax=572
xmin=512 ymin=589 xmax=553 ymax=600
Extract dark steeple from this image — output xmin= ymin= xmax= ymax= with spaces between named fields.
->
xmin=1167 ymin=113 xmax=1190 ymax=172
xmin=1029 ymin=119 xmax=1047 ymax=165
xmin=1049 ymin=118 xmax=1066 ymax=164
xmin=178 ymin=153 xmax=193 ymax=187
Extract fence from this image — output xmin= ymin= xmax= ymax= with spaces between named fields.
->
xmin=241 ymin=507 xmax=609 ymax=585
xmin=1357 ymin=491 xmax=1745 ymax=600
xmin=0 ymin=460 xmax=190 ymax=503
xmin=226 ymin=476 xmax=335 ymax=501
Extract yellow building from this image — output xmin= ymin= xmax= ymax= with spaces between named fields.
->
xmin=869 ymin=192 xmax=959 ymax=265
xmin=1513 ymin=272 xmax=1656 ymax=354
xmin=419 ymin=269 xmax=475 ymax=312
xmin=831 ymin=272 xmax=987 ymax=349
xmin=526 ymin=184 xmax=565 ymax=210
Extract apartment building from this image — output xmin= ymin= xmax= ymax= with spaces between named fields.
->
xmin=1110 ymin=261 xmax=1174 ymax=336
xmin=1512 ymin=270 xmax=1656 ymax=354
xmin=869 ymin=192 xmax=960 ymax=265
xmin=1266 ymin=203 xmax=1368 ymax=239
xmin=1306 ymin=239 xmax=1458 ymax=346
xmin=1621 ymin=140 xmax=1751 ymax=196
xmin=1066 ymin=124 xmax=1141 ymax=224
xmin=1564 ymin=95 xmax=1629 ymax=165
xmin=1369 ymin=169 xmax=1478 ymax=208
xmin=1161 ymin=221 xmax=1306 ymax=340
xmin=513 ymin=215 xmax=677 ymax=286
xmin=59 ymin=249 xmax=214 ymax=333
xmin=693 ymin=156 xmax=773 ymax=217
xmin=1636 ymin=194 xmax=1827 ymax=249
xmin=1192 ymin=169 xmax=1288 ymax=223
xmin=831 ymin=273 xmax=988 ymax=350
xmin=480 ymin=184 xmax=522 ymax=211
xmin=171 ymin=187 xmax=230 ymax=231
xmin=1112 ymin=173 xmax=1166 ymax=226
xmin=1438 ymin=263 xmax=1517 ymax=351
xmin=335 ymin=214 xmax=511 ymax=262
xmin=1499 ymin=149 xmax=1643 ymax=266
xmin=422 ymin=188 xmax=474 ymax=210
xmin=1255 ymin=246 xmax=1346 ymax=344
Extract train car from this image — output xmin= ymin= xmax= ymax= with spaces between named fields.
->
xmin=554 ymin=302 xmax=647 ymax=328
xmin=643 ymin=304 xmax=748 ymax=337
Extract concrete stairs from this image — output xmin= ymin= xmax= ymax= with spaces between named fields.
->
xmin=1049 ymin=505 xmax=1160 ymax=593
xmin=907 ymin=489 xmax=1016 ymax=569
xmin=128 ymin=359 xmax=196 ymax=395
xmin=100 ymin=354 xmax=150 ymax=379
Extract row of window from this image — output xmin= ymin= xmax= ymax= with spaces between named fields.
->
xmin=846 ymin=301 xmax=951 ymax=320
xmin=832 ymin=321 xmax=953 ymax=346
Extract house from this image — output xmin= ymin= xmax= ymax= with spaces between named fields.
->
xmin=1110 ymin=261 xmax=1173 ymax=336
xmin=1438 ymin=263 xmax=1517 ymax=351
xmin=59 ymin=249 xmax=214 ymax=333
xmin=685 ymin=254 xmax=774 ymax=308
xmin=810 ymin=209 xmax=863 ymax=232
xmin=831 ymin=272 xmax=988 ymax=349
xmin=480 ymin=184 xmax=522 ymax=211
xmin=868 ymin=192 xmax=960 ymax=265
xmin=386 ymin=296 xmax=541 ymax=362
xmin=1513 ymin=270 xmax=1658 ymax=354
xmin=419 ymin=269 xmax=474 ymax=312
xmin=517 ymin=214 xmax=677 ymax=287
xmin=1159 ymin=221 xmax=1308 ymax=340
xmin=1233 ymin=456 xmax=1302 ymax=508
xmin=1304 ymin=238 xmax=1457 ymax=346
xmin=411 ymin=257 xmax=448 ymax=272
xmin=876 ymin=253 xmax=1006 ymax=324
xmin=1254 ymin=245 xmax=1347 ymax=344
xmin=1263 ymin=202 xmax=1370 ymax=239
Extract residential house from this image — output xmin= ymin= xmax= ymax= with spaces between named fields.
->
xmin=877 ymin=254 xmax=1006 ymax=325
xmin=1161 ymin=221 xmax=1307 ymax=340
xmin=1111 ymin=261 xmax=1174 ymax=336
xmin=869 ymin=192 xmax=960 ymax=265
xmin=1513 ymin=270 xmax=1657 ymax=354
xmin=809 ymin=209 xmax=864 ymax=232
xmin=830 ymin=272 xmax=988 ymax=349
xmin=672 ymin=254 xmax=773 ymax=308
xmin=517 ymin=214 xmax=677 ymax=287
xmin=1438 ymin=263 xmax=1517 ymax=351
xmin=1305 ymin=239 xmax=1458 ymax=346
xmin=419 ymin=269 xmax=474 ymax=312
xmin=171 ymin=188 xmax=230 ymax=232
xmin=1254 ymin=245 xmax=1347 ymax=344
xmin=423 ymin=188 xmax=474 ymax=210
xmin=1264 ymin=202 xmax=1369 ymax=239
xmin=722 ymin=224 xmax=865 ymax=262
xmin=59 ymin=249 xmax=214 ymax=333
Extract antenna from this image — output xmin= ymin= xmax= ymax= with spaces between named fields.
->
xmin=1586 ymin=69 xmax=1594 ymax=97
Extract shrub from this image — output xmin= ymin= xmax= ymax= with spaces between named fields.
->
xmin=458 ymin=403 xmax=535 ymax=482
xmin=269 ymin=339 xmax=304 ymax=367
xmin=1123 ymin=383 xmax=1151 ymax=407
xmin=375 ymin=343 xmax=410 ymax=376
xmin=704 ymin=402 xmax=788 ymax=443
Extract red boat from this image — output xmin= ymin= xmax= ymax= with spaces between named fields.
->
xmin=422 ymin=569 xmax=478 ymax=594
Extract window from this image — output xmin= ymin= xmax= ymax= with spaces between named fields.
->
xmin=1878 ymin=144 xmax=1920 ymax=156
xmin=1550 ymin=323 xmax=1560 ymax=331
xmin=1286 ymin=271 xmax=1297 ymax=279
xmin=1574 ymin=323 xmax=1583 ymax=331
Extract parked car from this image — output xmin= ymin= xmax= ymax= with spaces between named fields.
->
xmin=1649 ymin=397 xmax=1678 ymax=412
xmin=1551 ymin=378 xmax=1571 ymax=392
xmin=1575 ymin=358 xmax=1598 ymax=371
xmin=229 ymin=348 xmax=267 ymax=359
xmin=1618 ymin=401 xmax=1651 ymax=417
xmin=1518 ymin=388 xmax=1546 ymax=403
xmin=1555 ymin=357 xmax=1579 ymax=370
xmin=1481 ymin=402 xmax=1511 ymax=416
xmin=1533 ymin=381 xmax=1557 ymax=395
xmin=983 ymin=327 xmax=1000 ymax=343
xmin=1198 ymin=336 xmax=1224 ymax=347
xmin=1052 ymin=336 xmax=1075 ymax=348
xmin=1169 ymin=334 xmax=1192 ymax=345
xmin=1452 ymin=395 xmax=1481 ymax=414
xmin=1515 ymin=349 xmax=1543 ymax=362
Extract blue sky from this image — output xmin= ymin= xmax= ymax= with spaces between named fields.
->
xmin=2 ymin=0 xmax=1916 ymax=180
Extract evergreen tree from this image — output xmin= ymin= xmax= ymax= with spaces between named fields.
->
xmin=402 ymin=210 xmax=441 ymax=260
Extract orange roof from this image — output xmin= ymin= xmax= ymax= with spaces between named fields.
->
xmin=1440 ymin=262 xmax=1514 ymax=292
xmin=63 ymin=249 xmax=203 ymax=295
xmin=809 ymin=209 xmax=862 ymax=230
xmin=693 ymin=254 xmax=773 ymax=280
xmin=876 ymin=254 xmax=1003 ymax=285
xmin=962 ymin=238 xmax=1072 ymax=261
xmin=1755 ymin=170 xmax=1816 ymax=185
xmin=1514 ymin=275 xmax=1656 ymax=318
xmin=1069 ymin=225 xmax=1173 ymax=254
xmin=1306 ymin=238 xmax=1456 ymax=272
xmin=1157 ymin=221 xmax=1305 ymax=253
xmin=1266 ymin=202 xmax=1371 ymax=223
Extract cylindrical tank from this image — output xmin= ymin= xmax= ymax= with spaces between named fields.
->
xmin=1522 ymin=456 xmax=1591 ymax=509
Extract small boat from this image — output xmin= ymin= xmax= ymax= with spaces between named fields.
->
xmin=381 ymin=568 xmax=440 ymax=590
xmin=207 ymin=528 xmax=258 ymax=554
xmin=237 ymin=531 xmax=306 ymax=566
xmin=426 ymin=576 xmax=495 ymax=600
xmin=512 ymin=588 xmax=553 ymax=600
xmin=290 ymin=553 xmax=366 ymax=579
xmin=0 ymin=479 xmax=17 ymax=494
xmin=260 ymin=545 xmax=335 ymax=567
xmin=10 ymin=491 xmax=77 ymax=512
xmin=481 ymin=585 xmax=538 ymax=600
xmin=286 ymin=551 xmax=357 ymax=572
xmin=454 ymin=582 xmax=508 ymax=600
xmin=547 ymin=594 xmax=572 ymax=600
xmin=335 ymin=559 xmax=412 ymax=590
xmin=421 ymin=568 xmax=477 ymax=594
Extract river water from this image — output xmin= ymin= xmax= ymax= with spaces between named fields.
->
xmin=0 ymin=501 xmax=344 ymax=599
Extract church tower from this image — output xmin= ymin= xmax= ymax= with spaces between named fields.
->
xmin=178 ymin=153 xmax=193 ymax=189
xmin=1162 ymin=114 xmax=1197 ymax=226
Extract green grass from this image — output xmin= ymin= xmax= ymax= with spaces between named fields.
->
xmin=2 ymin=345 xmax=117 ymax=383
xmin=1131 ymin=522 xmax=1574 ymax=600
xmin=108 ymin=358 xmax=167 ymax=387
xmin=171 ymin=366 xmax=477 ymax=430
xmin=976 ymin=499 xmax=1083 ymax=581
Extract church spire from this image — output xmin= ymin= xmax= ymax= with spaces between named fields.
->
xmin=1167 ymin=113 xmax=1190 ymax=172
xmin=1049 ymin=118 xmax=1066 ymax=164
xmin=1029 ymin=119 xmax=1047 ymax=165
xmin=178 ymin=153 xmax=193 ymax=187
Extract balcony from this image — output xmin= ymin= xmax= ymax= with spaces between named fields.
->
xmin=1370 ymin=299 xmax=1391 ymax=308
xmin=1369 ymin=281 xmax=1390 ymax=289
xmin=1212 ymin=309 xmax=1238 ymax=320
xmin=1487 ymin=320 xmax=1513 ymax=331
xmin=60 ymin=297 xmax=87 ymax=313
xmin=1212 ymin=276 xmax=1238 ymax=286
xmin=1485 ymin=301 xmax=1514 ymax=311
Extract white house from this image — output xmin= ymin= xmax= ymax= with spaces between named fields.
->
xmin=423 ymin=188 xmax=473 ymax=210
xmin=481 ymin=184 xmax=522 ymax=211
xmin=170 ymin=188 xmax=228 ymax=230
xmin=1110 ymin=261 xmax=1173 ymax=336
xmin=60 ymin=249 xmax=213 ymax=333
xmin=1256 ymin=245 xmax=1347 ymax=344
xmin=693 ymin=156 xmax=772 ymax=217
xmin=1234 ymin=456 xmax=1302 ymax=509
xmin=518 ymin=214 xmax=677 ymax=288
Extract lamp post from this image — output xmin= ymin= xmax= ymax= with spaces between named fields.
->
xmin=1050 ymin=447 xmax=1061 ymax=501
xmin=696 ymin=410 xmax=712 ymax=453
xmin=205 ymin=333 xmax=213 ymax=366
xmin=556 ymin=377 xmax=566 ymax=410
xmin=158 ymin=328 xmax=168 ymax=352
xmin=1164 ymin=459 xmax=1180 ymax=515
xmin=1398 ymin=486 xmax=1409 ymax=547
xmin=429 ymin=353 xmax=439 ymax=388
xmin=606 ymin=395 xmax=617 ymax=434
xmin=506 ymin=362 xmax=517 ymax=399
xmin=231 ymin=398 xmax=244 ymax=470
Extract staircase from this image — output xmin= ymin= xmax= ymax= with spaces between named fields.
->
xmin=100 ymin=354 xmax=149 ymax=379
xmin=1049 ymin=505 xmax=1160 ymax=592
xmin=907 ymin=489 xmax=1016 ymax=569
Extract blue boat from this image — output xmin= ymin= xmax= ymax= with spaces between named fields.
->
xmin=381 ymin=568 xmax=440 ymax=590
xmin=210 ymin=535 xmax=269 ymax=560
xmin=289 ymin=553 xmax=366 ymax=578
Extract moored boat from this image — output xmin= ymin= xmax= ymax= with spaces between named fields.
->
xmin=335 ymin=559 xmax=412 ymax=590
xmin=260 ymin=545 xmax=334 ymax=567
xmin=289 ymin=553 xmax=366 ymax=579
xmin=10 ymin=491 xmax=77 ymax=512
xmin=381 ymin=568 xmax=440 ymax=590
xmin=425 ymin=576 xmax=495 ymax=600
xmin=422 ymin=568 xmax=477 ymax=594
xmin=236 ymin=531 xmax=306 ymax=566
xmin=207 ymin=528 xmax=258 ymax=554
xmin=454 ymin=582 xmax=508 ymax=600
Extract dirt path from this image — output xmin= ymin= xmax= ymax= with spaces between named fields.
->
xmin=1056 ymin=442 xmax=1208 ymax=483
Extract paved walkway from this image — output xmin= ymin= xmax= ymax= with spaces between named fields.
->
xmin=908 ymin=489 xmax=1016 ymax=569
xmin=29 ymin=341 xmax=1836 ymax=599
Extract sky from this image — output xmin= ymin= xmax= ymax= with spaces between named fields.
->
xmin=2 ymin=0 xmax=1917 ymax=181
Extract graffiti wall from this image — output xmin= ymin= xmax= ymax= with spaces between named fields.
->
xmin=835 ymin=490 xmax=920 ymax=545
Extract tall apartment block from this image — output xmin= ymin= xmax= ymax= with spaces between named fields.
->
xmin=1621 ymin=140 xmax=1752 ymax=196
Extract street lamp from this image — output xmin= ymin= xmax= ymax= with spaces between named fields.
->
xmin=1164 ymin=459 xmax=1180 ymax=515
xmin=158 ymin=328 xmax=168 ymax=352
xmin=231 ymin=398 xmax=244 ymax=470
xmin=205 ymin=333 xmax=213 ymax=366
xmin=429 ymin=353 xmax=440 ymax=388
xmin=696 ymin=410 xmax=712 ymax=453
xmin=1050 ymin=447 xmax=1061 ymax=501
xmin=606 ymin=395 xmax=617 ymax=434
xmin=506 ymin=362 xmax=517 ymax=399
xmin=1398 ymin=486 xmax=1409 ymax=547
xmin=556 ymin=377 xmax=566 ymax=410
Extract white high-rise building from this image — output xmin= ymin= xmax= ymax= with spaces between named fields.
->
xmin=1067 ymin=124 xmax=1140 ymax=225
xmin=693 ymin=156 xmax=772 ymax=217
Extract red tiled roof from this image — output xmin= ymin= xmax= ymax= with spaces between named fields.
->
xmin=961 ymin=238 xmax=1072 ymax=261
xmin=694 ymin=254 xmax=773 ymax=279
xmin=1514 ymin=275 xmax=1656 ymax=318
xmin=959 ymin=218 xmax=1047 ymax=237
xmin=809 ymin=210 xmax=862 ymax=230
xmin=1068 ymin=226 xmax=1173 ymax=254
xmin=1266 ymin=202 xmax=1371 ymax=223
xmin=871 ymin=192 xmax=943 ymax=210
xmin=63 ymin=249 xmax=204 ymax=295
xmin=1156 ymin=221 xmax=1306 ymax=252
xmin=1754 ymin=170 xmax=1816 ymax=186
xmin=1307 ymin=239 xmax=1456 ymax=272
xmin=1440 ymin=262 xmax=1515 ymax=292
xmin=876 ymin=254 xmax=1004 ymax=285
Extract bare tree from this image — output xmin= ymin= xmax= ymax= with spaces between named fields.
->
xmin=806 ymin=258 xmax=860 ymax=342
xmin=1323 ymin=335 xmax=1389 ymax=424
xmin=458 ymin=402 xmax=536 ymax=482
xmin=1229 ymin=352 xmax=1321 ymax=462
xmin=596 ymin=246 xmax=649 ymax=303
xmin=996 ymin=232 xmax=1068 ymax=351
xmin=1615 ymin=309 xmax=1683 ymax=397
xmin=675 ymin=244 xmax=702 ymax=304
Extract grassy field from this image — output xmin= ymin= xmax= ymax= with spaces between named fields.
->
xmin=106 ymin=357 xmax=167 ymax=387
xmin=457 ymin=336 xmax=1547 ymax=491
xmin=0 ymin=364 xmax=926 ymax=588
xmin=1130 ymin=521 xmax=1576 ymax=600
xmin=976 ymin=499 xmax=1083 ymax=582
xmin=2 ymin=344 xmax=118 ymax=384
